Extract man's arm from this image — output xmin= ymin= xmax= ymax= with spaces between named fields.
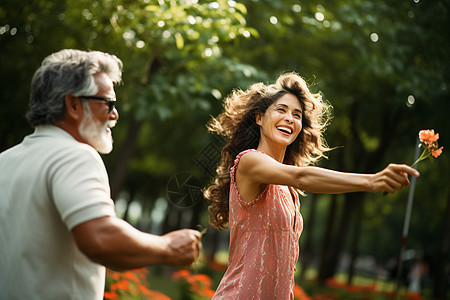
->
xmin=72 ymin=216 xmax=201 ymax=270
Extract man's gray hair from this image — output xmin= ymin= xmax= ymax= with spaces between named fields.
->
xmin=26 ymin=49 xmax=123 ymax=127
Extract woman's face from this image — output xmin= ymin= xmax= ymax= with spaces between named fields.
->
xmin=256 ymin=93 xmax=302 ymax=148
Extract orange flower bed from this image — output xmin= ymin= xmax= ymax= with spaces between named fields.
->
xmin=172 ymin=269 xmax=216 ymax=298
xmin=104 ymin=268 xmax=171 ymax=300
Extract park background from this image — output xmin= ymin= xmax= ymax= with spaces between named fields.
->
xmin=0 ymin=0 xmax=448 ymax=299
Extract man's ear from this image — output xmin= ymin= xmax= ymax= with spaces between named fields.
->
xmin=64 ymin=94 xmax=83 ymax=121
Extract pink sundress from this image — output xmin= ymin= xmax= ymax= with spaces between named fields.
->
xmin=212 ymin=149 xmax=303 ymax=300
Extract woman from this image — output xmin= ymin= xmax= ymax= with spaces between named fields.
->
xmin=204 ymin=72 xmax=420 ymax=299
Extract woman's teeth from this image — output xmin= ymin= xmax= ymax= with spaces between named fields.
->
xmin=277 ymin=126 xmax=292 ymax=134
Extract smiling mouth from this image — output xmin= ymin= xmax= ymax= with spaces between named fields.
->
xmin=276 ymin=126 xmax=292 ymax=134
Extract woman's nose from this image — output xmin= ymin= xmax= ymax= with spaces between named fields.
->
xmin=285 ymin=113 xmax=293 ymax=123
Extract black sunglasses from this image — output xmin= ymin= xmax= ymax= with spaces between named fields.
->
xmin=78 ymin=96 xmax=116 ymax=113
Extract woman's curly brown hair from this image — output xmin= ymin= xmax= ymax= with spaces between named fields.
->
xmin=204 ymin=72 xmax=332 ymax=230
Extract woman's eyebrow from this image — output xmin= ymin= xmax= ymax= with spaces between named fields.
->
xmin=276 ymin=103 xmax=302 ymax=113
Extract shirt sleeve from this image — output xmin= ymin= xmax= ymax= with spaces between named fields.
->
xmin=49 ymin=143 xmax=116 ymax=230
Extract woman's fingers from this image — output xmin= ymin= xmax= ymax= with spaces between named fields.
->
xmin=377 ymin=164 xmax=420 ymax=194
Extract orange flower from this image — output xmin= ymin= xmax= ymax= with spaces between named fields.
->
xmin=201 ymin=288 xmax=216 ymax=298
xmin=325 ymin=278 xmax=346 ymax=289
xmin=172 ymin=269 xmax=191 ymax=280
xmin=133 ymin=268 xmax=149 ymax=281
xmin=346 ymin=285 xmax=361 ymax=293
xmin=412 ymin=129 xmax=443 ymax=167
xmin=432 ymin=146 xmax=443 ymax=158
xmin=131 ymin=267 xmax=148 ymax=274
xmin=189 ymin=274 xmax=212 ymax=287
xmin=419 ymin=129 xmax=439 ymax=145
xmin=403 ymin=292 xmax=424 ymax=300
xmin=105 ymin=268 xmax=171 ymax=300
xmin=107 ymin=269 xmax=121 ymax=281
xmin=151 ymin=291 xmax=172 ymax=300
xmin=104 ymin=291 xmax=119 ymax=299
xmin=137 ymin=284 xmax=153 ymax=296
xmin=205 ymin=256 xmax=228 ymax=271
xmin=144 ymin=289 xmax=172 ymax=300
xmin=172 ymin=270 xmax=217 ymax=298
xmin=122 ymin=271 xmax=141 ymax=283
xmin=294 ymin=284 xmax=312 ymax=300
xmin=110 ymin=279 xmax=129 ymax=291
xmin=188 ymin=281 xmax=200 ymax=293
xmin=361 ymin=284 xmax=376 ymax=291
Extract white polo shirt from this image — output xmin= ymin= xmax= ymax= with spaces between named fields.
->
xmin=0 ymin=125 xmax=116 ymax=300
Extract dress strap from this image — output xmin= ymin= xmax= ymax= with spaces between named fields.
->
xmin=230 ymin=149 xmax=264 ymax=182
xmin=229 ymin=149 xmax=268 ymax=208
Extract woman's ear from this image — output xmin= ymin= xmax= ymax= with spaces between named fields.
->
xmin=255 ymin=112 xmax=262 ymax=126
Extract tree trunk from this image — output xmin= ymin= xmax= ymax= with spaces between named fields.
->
xmin=121 ymin=190 xmax=135 ymax=223
xmin=161 ymin=204 xmax=183 ymax=234
xmin=318 ymin=194 xmax=339 ymax=283
xmin=319 ymin=192 xmax=363 ymax=281
xmin=433 ymin=191 xmax=450 ymax=299
xmin=110 ymin=56 xmax=160 ymax=201
xmin=347 ymin=199 xmax=364 ymax=286
xmin=189 ymin=203 xmax=202 ymax=230
xmin=110 ymin=118 xmax=142 ymax=200
xmin=299 ymin=194 xmax=318 ymax=282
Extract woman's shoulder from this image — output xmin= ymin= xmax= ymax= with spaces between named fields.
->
xmin=230 ymin=149 xmax=272 ymax=207
xmin=236 ymin=148 xmax=264 ymax=159
xmin=232 ymin=149 xmax=266 ymax=171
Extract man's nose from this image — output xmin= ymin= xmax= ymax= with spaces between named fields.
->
xmin=110 ymin=107 xmax=119 ymax=121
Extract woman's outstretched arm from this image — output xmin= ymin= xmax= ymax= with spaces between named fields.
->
xmin=237 ymin=151 xmax=420 ymax=195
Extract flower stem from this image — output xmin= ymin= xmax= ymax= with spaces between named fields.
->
xmin=411 ymin=148 xmax=431 ymax=167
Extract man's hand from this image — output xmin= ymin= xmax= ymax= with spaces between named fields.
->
xmin=161 ymin=229 xmax=202 ymax=266
xmin=72 ymin=216 xmax=202 ymax=270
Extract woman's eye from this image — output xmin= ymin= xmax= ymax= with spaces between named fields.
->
xmin=277 ymin=108 xmax=285 ymax=112
xmin=294 ymin=114 xmax=301 ymax=119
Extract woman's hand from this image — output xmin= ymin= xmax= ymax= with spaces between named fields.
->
xmin=369 ymin=164 xmax=420 ymax=194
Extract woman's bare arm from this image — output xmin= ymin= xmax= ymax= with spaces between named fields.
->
xmin=238 ymin=151 xmax=420 ymax=194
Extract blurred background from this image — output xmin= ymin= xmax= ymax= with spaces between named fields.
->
xmin=1 ymin=0 xmax=448 ymax=299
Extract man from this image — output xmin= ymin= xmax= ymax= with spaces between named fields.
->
xmin=0 ymin=49 xmax=201 ymax=300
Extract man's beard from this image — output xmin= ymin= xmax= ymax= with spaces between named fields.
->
xmin=78 ymin=110 xmax=116 ymax=154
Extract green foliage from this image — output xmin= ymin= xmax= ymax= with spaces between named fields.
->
xmin=1 ymin=0 xmax=449 ymax=275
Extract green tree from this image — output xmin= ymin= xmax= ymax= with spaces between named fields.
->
xmin=1 ymin=0 xmax=448 ymax=297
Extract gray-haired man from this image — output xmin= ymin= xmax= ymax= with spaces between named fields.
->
xmin=0 ymin=49 xmax=201 ymax=300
